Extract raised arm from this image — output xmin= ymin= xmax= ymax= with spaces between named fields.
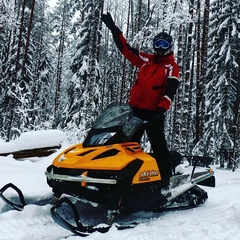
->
xmin=101 ymin=13 xmax=146 ymax=68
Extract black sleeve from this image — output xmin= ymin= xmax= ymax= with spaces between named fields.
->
xmin=111 ymin=28 xmax=139 ymax=56
xmin=126 ymin=44 xmax=139 ymax=56
xmin=111 ymin=26 xmax=123 ymax=51
xmin=165 ymin=78 xmax=180 ymax=101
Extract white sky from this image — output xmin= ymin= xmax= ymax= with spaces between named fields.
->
xmin=48 ymin=0 xmax=57 ymax=8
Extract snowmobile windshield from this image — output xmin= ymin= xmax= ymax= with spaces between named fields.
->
xmin=92 ymin=102 xmax=132 ymax=129
xmin=83 ymin=103 xmax=144 ymax=147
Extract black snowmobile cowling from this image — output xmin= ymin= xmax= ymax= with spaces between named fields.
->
xmin=45 ymin=102 xmax=215 ymax=235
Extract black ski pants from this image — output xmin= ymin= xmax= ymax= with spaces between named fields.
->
xmin=131 ymin=107 xmax=172 ymax=181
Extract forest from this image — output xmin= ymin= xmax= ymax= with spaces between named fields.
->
xmin=0 ymin=0 xmax=239 ymax=164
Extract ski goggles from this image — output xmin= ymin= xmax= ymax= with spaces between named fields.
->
xmin=153 ymin=39 xmax=170 ymax=49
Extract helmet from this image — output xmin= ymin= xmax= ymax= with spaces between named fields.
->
xmin=153 ymin=32 xmax=174 ymax=56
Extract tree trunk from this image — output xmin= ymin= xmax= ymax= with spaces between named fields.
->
xmin=22 ymin=0 xmax=36 ymax=79
xmin=54 ymin=1 xmax=67 ymax=127
xmin=200 ymin=0 xmax=210 ymax=138
xmin=232 ymin=54 xmax=240 ymax=159
xmin=6 ymin=0 xmax=26 ymax=141
xmin=120 ymin=0 xmax=132 ymax=102
xmin=195 ymin=0 xmax=202 ymax=143
xmin=185 ymin=0 xmax=194 ymax=152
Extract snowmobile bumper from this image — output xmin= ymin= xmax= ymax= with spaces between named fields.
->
xmin=45 ymin=171 xmax=117 ymax=185
xmin=45 ymin=160 xmax=167 ymax=213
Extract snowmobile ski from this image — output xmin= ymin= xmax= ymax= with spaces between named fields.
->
xmin=0 ymin=183 xmax=27 ymax=211
xmin=0 ymin=183 xmax=53 ymax=212
xmin=49 ymin=168 xmax=214 ymax=236
xmin=50 ymin=197 xmax=137 ymax=236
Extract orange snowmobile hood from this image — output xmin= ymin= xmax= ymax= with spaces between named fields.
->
xmin=52 ymin=142 xmax=161 ymax=184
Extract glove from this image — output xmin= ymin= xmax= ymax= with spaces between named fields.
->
xmin=101 ymin=12 xmax=116 ymax=31
xmin=159 ymin=95 xmax=171 ymax=111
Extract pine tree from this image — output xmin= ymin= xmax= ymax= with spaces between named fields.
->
xmin=63 ymin=0 xmax=104 ymax=141
xmin=30 ymin=0 xmax=54 ymax=129
xmin=203 ymin=0 xmax=240 ymax=158
xmin=0 ymin=0 xmax=35 ymax=140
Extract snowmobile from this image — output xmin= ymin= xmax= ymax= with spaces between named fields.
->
xmin=44 ymin=102 xmax=215 ymax=236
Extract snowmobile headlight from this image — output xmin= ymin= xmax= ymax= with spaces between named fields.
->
xmin=58 ymin=155 xmax=66 ymax=162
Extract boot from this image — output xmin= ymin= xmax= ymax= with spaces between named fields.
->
xmin=161 ymin=177 xmax=171 ymax=196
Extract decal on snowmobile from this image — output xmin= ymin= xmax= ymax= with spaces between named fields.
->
xmin=139 ymin=169 xmax=159 ymax=181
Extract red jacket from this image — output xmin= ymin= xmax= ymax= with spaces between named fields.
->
xmin=118 ymin=33 xmax=180 ymax=111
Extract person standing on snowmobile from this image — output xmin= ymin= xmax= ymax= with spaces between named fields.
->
xmin=101 ymin=13 xmax=180 ymax=189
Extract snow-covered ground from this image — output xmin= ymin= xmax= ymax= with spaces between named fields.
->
xmin=0 ymin=130 xmax=240 ymax=240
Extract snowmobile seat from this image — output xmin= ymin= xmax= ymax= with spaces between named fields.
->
xmin=183 ymin=155 xmax=214 ymax=168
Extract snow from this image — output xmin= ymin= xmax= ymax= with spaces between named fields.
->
xmin=48 ymin=0 xmax=57 ymax=9
xmin=0 ymin=130 xmax=66 ymax=154
xmin=0 ymin=131 xmax=240 ymax=240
